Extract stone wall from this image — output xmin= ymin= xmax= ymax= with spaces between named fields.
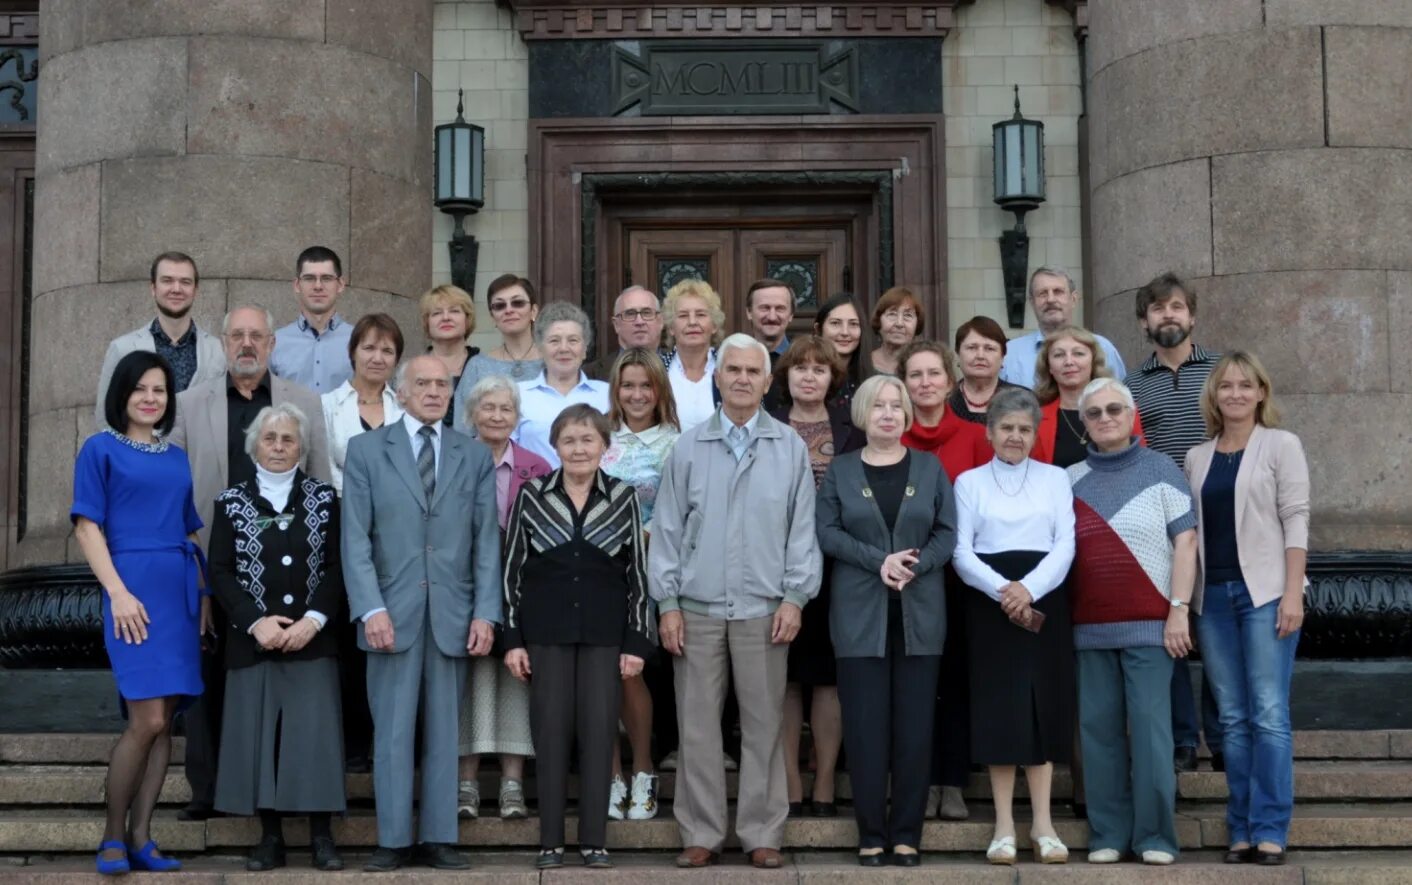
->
xmin=431 ymin=0 xmax=530 ymax=352
xmin=1086 ymin=0 xmax=1412 ymax=550
xmin=19 ymin=0 xmax=433 ymax=565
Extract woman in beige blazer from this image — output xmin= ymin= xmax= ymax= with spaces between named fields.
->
xmin=1184 ymin=351 xmax=1309 ymax=867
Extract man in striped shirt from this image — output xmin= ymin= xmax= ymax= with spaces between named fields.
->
xmin=1127 ymin=272 xmax=1224 ymax=776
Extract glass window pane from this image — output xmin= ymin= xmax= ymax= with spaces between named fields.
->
xmin=436 ymin=130 xmax=451 ymax=201
xmin=453 ymin=128 xmax=471 ymax=199
xmin=1005 ymin=126 xmax=1022 ymax=196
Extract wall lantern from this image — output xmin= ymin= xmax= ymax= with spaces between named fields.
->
xmin=434 ymin=88 xmax=486 ymax=294
xmin=992 ymin=85 xmax=1046 ymax=329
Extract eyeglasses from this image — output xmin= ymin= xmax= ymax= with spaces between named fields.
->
xmin=226 ymin=331 xmax=269 ymax=344
xmin=490 ymin=298 xmax=531 ymax=313
xmin=1082 ymin=403 xmax=1129 ymax=421
xmin=298 ymin=274 xmax=339 ymax=286
xmin=614 ymin=308 xmax=659 ymax=322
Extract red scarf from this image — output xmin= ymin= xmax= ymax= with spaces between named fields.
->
xmin=902 ymin=405 xmax=992 ymax=482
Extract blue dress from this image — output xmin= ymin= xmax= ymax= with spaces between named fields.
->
xmin=71 ymin=430 xmax=205 ymax=705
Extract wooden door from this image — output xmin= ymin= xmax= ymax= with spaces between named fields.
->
xmin=738 ymin=228 xmax=848 ymax=340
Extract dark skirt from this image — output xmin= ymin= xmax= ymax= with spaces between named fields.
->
xmin=964 ymin=550 xmax=1074 ymax=766
xmin=788 ymin=564 xmax=836 ymax=687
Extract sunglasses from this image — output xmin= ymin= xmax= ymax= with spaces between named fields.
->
xmin=1082 ymin=403 xmax=1129 ymax=421
xmin=490 ymin=298 xmax=531 ymax=313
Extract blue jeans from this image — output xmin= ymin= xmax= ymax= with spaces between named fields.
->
xmin=1196 ymin=580 xmax=1299 ymax=847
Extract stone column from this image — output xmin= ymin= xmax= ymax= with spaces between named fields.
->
xmin=1085 ymin=0 xmax=1412 ymax=551
xmin=18 ymin=0 xmax=433 ymax=565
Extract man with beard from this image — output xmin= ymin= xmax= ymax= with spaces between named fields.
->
xmin=746 ymin=279 xmax=796 ymax=366
xmin=93 ymin=252 xmax=226 ymax=429
xmin=1000 ymin=266 xmax=1127 ymax=387
xmin=584 ymin=285 xmax=666 ymax=380
xmin=166 ymin=305 xmax=331 ymax=820
xmin=270 ymin=246 xmax=355 ymax=394
xmin=1126 ymin=272 xmax=1225 ymax=778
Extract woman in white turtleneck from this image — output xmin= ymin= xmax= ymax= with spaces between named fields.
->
xmin=207 ymin=403 xmax=348 ymax=873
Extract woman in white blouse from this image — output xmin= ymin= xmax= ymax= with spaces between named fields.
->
xmin=952 ymin=386 xmax=1076 ymax=866
xmin=321 ymin=313 xmax=405 ymax=496
xmin=660 ymin=278 xmax=724 ymax=431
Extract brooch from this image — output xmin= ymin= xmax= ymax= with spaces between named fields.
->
xmin=862 ymin=488 xmax=873 ymax=498
xmin=905 ymin=484 xmax=916 ymax=497
xmin=516 ymin=467 xmax=533 ymax=479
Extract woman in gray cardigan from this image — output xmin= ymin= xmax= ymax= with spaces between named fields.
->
xmin=816 ymin=375 xmax=958 ymax=867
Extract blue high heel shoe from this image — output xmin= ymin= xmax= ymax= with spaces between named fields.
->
xmin=127 ymin=840 xmax=182 ymax=872
xmin=95 ymin=840 xmax=131 ymax=876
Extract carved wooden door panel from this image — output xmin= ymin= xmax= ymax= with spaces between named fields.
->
xmin=626 ymin=227 xmax=736 ymax=327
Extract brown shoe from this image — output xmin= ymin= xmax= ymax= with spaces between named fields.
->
xmin=749 ymin=848 xmax=782 ymax=869
xmin=675 ymin=846 xmax=719 ymax=868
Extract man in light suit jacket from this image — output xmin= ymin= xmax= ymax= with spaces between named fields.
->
xmin=165 ymin=304 xmax=330 ymax=819
xmin=94 ymin=251 xmax=226 ymax=429
xmin=341 ymin=354 xmax=501 ymax=872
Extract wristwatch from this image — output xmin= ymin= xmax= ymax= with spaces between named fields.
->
xmin=1170 ymin=599 xmax=1189 ymax=610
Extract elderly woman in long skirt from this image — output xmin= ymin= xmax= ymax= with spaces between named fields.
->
xmin=209 ymin=403 xmax=346 ymax=872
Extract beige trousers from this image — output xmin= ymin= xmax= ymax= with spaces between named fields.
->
xmin=673 ymin=612 xmax=789 ymax=852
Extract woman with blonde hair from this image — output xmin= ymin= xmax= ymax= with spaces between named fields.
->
xmin=1032 ymin=325 xmax=1145 ymax=467
xmin=420 ymin=284 xmax=481 ymax=424
xmin=1185 ymin=351 xmax=1309 ymax=867
xmin=661 ymin=278 xmax=726 ymax=431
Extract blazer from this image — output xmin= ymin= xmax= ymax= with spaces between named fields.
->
xmin=321 ymin=380 xmax=404 ymax=495
xmin=340 ymin=422 xmax=502 ymax=657
xmin=768 ymin=402 xmax=866 ymax=457
xmin=208 ymin=472 xmax=342 ymax=669
xmin=1031 ymin=398 xmax=1146 ymax=465
xmin=94 ymin=322 xmax=226 ymax=429
xmin=1185 ymin=424 xmax=1311 ymax=612
xmin=167 ymin=372 xmax=331 ymax=548
xmin=816 ymin=451 xmax=958 ymax=658
xmin=504 ymin=441 xmax=553 ymax=515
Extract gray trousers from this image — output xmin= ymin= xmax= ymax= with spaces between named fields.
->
xmin=673 ymin=612 xmax=789 ymax=853
xmin=527 ymin=643 xmax=621 ymax=850
xmin=366 ymin=616 xmax=467 ymax=848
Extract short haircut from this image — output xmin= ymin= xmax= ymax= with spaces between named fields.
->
xmin=1135 ymin=271 xmax=1197 ymax=318
xmin=1028 ymin=265 xmax=1076 ymax=299
xmin=487 ymin=274 xmax=538 ymax=306
xmin=662 ymin=279 xmax=726 ymax=347
xmin=745 ymin=278 xmax=794 ymax=311
xmin=463 ymin=374 xmax=521 ymax=426
xmin=813 ymin=291 xmax=870 ymax=384
xmin=348 ymin=313 xmax=406 ymax=366
xmin=851 ymin=374 xmax=914 ymax=434
xmin=772 ymin=335 xmax=846 ymax=409
xmin=1078 ymin=377 xmax=1136 ymax=413
xmin=150 ymin=251 xmax=199 ymax=286
xmin=105 ymin=351 xmax=177 ymax=436
xmin=1033 ymin=325 xmax=1114 ymax=405
xmin=870 ymin=286 xmax=926 ymax=336
xmin=243 ymin=402 xmax=311 ymax=471
xmin=1201 ymin=350 xmax=1281 ymax=436
xmin=954 ymin=315 xmax=1008 ymax=356
xmin=897 ymin=339 xmax=958 ymax=386
xmin=717 ymin=332 xmax=770 ymax=368
xmin=614 ymin=285 xmax=658 ymax=313
xmin=550 ymin=402 xmax=612 ymax=449
xmin=395 ymin=354 xmax=448 ymax=393
xmin=986 ymin=386 xmax=1041 ymax=432
xmin=296 ymin=245 xmax=342 ymax=277
xmin=609 ymin=347 xmax=680 ymax=432
xmin=221 ymin=305 xmax=276 ymax=337
xmin=419 ymin=284 xmax=476 ymax=339
xmin=534 ymin=301 xmax=593 ymax=353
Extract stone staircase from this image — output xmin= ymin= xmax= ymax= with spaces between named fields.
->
xmin=3 ymin=730 xmax=1412 ymax=881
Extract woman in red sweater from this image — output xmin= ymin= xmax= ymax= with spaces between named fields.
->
xmin=1032 ymin=326 xmax=1144 ymax=467
xmin=898 ymin=341 xmax=992 ymax=483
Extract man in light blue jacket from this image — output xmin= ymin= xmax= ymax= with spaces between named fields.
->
xmin=649 ymin=333 xmax=822 ymax=870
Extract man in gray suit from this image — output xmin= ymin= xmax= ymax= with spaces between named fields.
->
xmin=341 ymin=354 xmax=501 ymax=872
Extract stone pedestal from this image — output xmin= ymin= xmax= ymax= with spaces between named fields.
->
xmin=1085 ymin=0 xmax=1412 ymax=550
xmin=17 ymin=0 xmax=433 ymax=565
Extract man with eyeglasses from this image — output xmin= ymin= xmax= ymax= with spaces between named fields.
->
xmin=585 ymin=285 xmax=667 ymax=381
xmin=166 ymin=304 xmax=332 ymax=821
xmin=93 ymin=251 xmax=227 ymax=429
xmin=270 ymin=246 xmax=355 ymax=394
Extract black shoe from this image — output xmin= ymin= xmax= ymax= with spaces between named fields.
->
xmin=1173 ymin=746 xmax=1198 ymax=773
xmin=536 ymin=848 xmax=565 ymax=870
xmin=177 ymin=801 xmax=215 ymax=821
xmin=1071 ymin=801 xmax=1088 ymax=820
xmin=245 ymin=834 xmax=286 ymax=872
xmin=788 ymin=801 xmax=807 ymax=817
xmin=310 ymin=836 xmax=344 ymax=871
xmin=1224 ymin=846 xmax=1254 ymax=864
xmin=363 ymin=846 xmax=411 ymax=872
xmin=345 ymin=754 xmax=372 ymax=774
xmin=810 ymin=801 xmax=838 ymax=818
xmin=891 ymin=851 xmax=921 ymax=867
xmin=858 ymin=851 xmax=886 ymax=867
xmin=1211 ymin=751 xmax=1226 ymax=773
xmin=581 ymin=847 xmax=613 ymax=869
xmin=1256 ymin=847 xmax=1287 ymax=866
xmin=417 ymin=842 xmax=470 ymax=870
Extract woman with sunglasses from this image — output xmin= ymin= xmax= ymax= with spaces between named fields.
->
xmin=453 ymin=275 xmax=545 ymax=433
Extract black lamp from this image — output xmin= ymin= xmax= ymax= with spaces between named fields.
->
xmin=992 ymin=85 xmax=1046 ymax=328
xmin=434 ymin=88 xmax=486 ymax=294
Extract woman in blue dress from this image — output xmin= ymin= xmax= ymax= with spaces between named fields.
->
xmin=72 ymin=351 xmax=210 ymax=876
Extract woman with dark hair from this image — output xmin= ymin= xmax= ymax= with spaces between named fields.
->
xmin=950 ymin=316 xmax=1020 ymax=424
xmin=868 ymin=287 xmax=925 ymax=376
xmin=452 ymin=274 xmax=546 ymax=427
xmin=813 ymin=292 xmax=869 ymax=411
xmin=768 ymin=335 xmax=863 ymax=818
xmin=72 ymin=351 xmax=210 ymax=875
xmin=322 ymin=313 xmax=405 ymax=495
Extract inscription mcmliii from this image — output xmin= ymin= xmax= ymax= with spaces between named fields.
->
xmin=613 ymin=41 xmax=858 ymax=115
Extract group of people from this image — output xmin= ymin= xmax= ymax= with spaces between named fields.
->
xmin=75 ymin=249 xmax=1309 ymax=875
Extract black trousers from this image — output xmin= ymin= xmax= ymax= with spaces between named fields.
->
xmin=528 ymin=643 xmax=621 ymax=850
xmin=337 ymin=620 xmax=374 ymax=762
xmin=930 ymin=573 xmax=970 ymax=788
xmin=836 ymin=599 xmax=941 ymax=850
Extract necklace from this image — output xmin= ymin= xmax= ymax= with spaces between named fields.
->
xmin=104 ymin=427 xmax=169 ymax=454
xmin=1058 ymin=407 xmax=1088 ymax=445
xmin=961 ymin=380 xmax=996 ymax=411
xmin=989 ymin=457 xmax=1029 ymax=496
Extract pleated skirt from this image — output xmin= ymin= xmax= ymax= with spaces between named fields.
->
xmin=213 ymin=656 xmax=347 ymax=815
xmin=458 ymin=655 xmax=535 ymax=757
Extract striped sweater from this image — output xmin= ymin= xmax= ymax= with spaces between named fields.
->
xmin=1066 ymin=441 xmax=1197 ymax=650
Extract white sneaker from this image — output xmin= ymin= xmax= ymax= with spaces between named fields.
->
xmin=1088 ymin=848 xmax=1121 ymax=864
xmin=659 ymin=750 xmax=678 ymax=771
xmin=627 ymin=771 xmax=659 ymax=820
xmin=1142 ymin=850 xmax=1175 ymax=865
xmin=608 ymin=774 xmax=628 ymax=820
xmin=457 ymin=780 xmax=480 ymax=820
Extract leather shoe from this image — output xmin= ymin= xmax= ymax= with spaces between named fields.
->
xmin=858 ymin=851 xmax=886 ymax=867
xmin=810 ymin=801 xmax=838 ymax=818
xmin=417 ymin=842 xmax=470 ymax=870
xmin=245 ymin=834 xmax=286 ymax=871
xmin=1173 ymin=746 xmax=1198 ymax=773
xmin=892 ymin=850 xmax=921 ymax=867
xmin=750 ymin=848 xmax=782 ymax=869
xmin=1224 ymin=846 xmax=1254 ymax=864
xmin=1256 ymin=847 xmax=1287 ymax=866
xmin=363 ymin=846 xmax=411 ymax=872
xmin=676 ymin=846 xmax=718 ymax=868
xmin=177 ymin=801 xmax=216 ymax=821
xmin=310 ymin=836 xmax=344 ymax=871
